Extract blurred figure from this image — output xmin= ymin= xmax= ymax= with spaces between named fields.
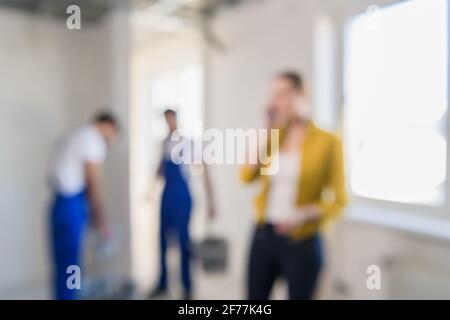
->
xmin=149 ymin=109 xmax=215 ymax=300
xmin=47 ymin=112 xmax=119 ymax=300
xmin=241 ymin=71 xmax=347 ymax=300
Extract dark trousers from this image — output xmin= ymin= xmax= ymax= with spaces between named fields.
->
xmin=248 ymin=224 xmax=323 ymax=300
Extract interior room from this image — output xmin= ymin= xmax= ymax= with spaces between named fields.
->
xmin=1 ymin=0 xmax=450 ymax=300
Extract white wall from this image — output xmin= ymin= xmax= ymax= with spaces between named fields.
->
xmin=0 ymin=8 xmax=131 ymax=298
xmin=0 ymin=9 xmax=69 ymax=296
xmin=102 ymin=8 xmax=132 ymax=282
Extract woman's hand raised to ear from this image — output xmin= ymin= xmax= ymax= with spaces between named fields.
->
xmin=265 ymin=104 xmax=278 ymax=130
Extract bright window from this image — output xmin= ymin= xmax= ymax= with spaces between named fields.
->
xmin=148 ymin=64 xmax=204 ymax=140
xmin=344 ymin=0 xmax=448 ymax=205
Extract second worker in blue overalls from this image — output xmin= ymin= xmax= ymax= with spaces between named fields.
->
xmin=149 ymin=109 xmax=216 ymax=300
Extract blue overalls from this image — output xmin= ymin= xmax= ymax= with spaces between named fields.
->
xmin=50 ymin=191 xmax=88 ymax=300
xmin=158 ymin=157 xmax=193 ymax=294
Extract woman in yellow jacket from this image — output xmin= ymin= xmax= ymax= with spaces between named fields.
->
xmin=241 ymin=71 xmax=347 ymax=300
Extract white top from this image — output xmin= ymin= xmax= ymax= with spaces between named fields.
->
xmin=266 ymin=151 xmax=304 ymax=224
xmin=48 ymin=124 xmax=106 ymax=196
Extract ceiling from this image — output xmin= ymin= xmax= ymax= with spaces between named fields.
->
xmin=0 ymin=0 xmax=245 ymax=23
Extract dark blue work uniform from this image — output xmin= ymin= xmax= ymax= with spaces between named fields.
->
xmin=157 ymin=141 xmax=193 ymax=294
xmin=50 ymin=191 xmax=88 ymax=300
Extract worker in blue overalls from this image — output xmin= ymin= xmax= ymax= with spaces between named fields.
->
xmin=47 ymin=112 xmax=119 ymax=300
xmin=149 ymin=109 xmax=215 ymax=300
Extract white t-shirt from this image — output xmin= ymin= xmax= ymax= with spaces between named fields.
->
xmin=48 ymin=125 xmax=106 ymax=196
xmin=266 ymin=151 xmax=304 ymax=224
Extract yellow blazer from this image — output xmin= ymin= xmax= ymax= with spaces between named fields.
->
xmin=240 ymin=121 xmax=347 ymax=240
